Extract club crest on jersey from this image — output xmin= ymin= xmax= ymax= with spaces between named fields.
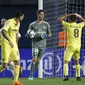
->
xmin=43 ymin=26 xmax=46 ymax=29
xmin=35 ymin=26 xmax=37 ymax=29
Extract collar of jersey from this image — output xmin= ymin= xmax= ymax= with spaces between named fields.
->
xmin=12 ymin=18 xmax=17 ymax=25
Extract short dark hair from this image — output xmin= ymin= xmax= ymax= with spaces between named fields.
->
xmin=37 ymin=10 xmax=44 ymax=14
xmin=15 ymin=11 xmax=24 ymax=18
xmin=69 ymin=15 xmax=76 ymax=22
xmin=2 ymin=17 xmax=7 ymax=20
xmin=1 ymin=17 xmax=7 ymax=21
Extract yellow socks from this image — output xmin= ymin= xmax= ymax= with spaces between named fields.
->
xmin=75 ymin=64 xmax=80 ymax=77
xmin=64 ymin=63 xmax=68 ymax=76
xmin=14 ymin=65 xmax=19 ymax=82
xmin=0 ymin=65 xmax=4 ymax=72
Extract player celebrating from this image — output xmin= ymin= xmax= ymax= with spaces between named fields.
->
xmin=58 ymin=13 xmax=85 ymax=81
xmin=26 ymin=10 xmax=52 ymax=80
xmin=0 ymin=12 xmax=24 ymax=85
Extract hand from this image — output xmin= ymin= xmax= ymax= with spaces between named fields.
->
xmin=9 ymin=40 xmax=14 ymax=48
xmin=74 ymin=13 xmax=82 ymax=18
xmin=48 ymin=33 xmax=52 ymax=37
xmin=41 ymin=33 xmax=47 ymax=39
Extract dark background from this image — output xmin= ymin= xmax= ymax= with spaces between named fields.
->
xmin=0 ymin=0 xmax=85 ymax=48
xmin=0 ymin=0 xmax=38 ymax=48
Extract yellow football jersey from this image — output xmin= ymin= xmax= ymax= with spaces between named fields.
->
xmin=62 ymin=21 xmax=85 ymax=46
xmin=0 ymin=29 xmax=2 ymax=45
xmin=1 ymin=18 xmax=20 ymax=45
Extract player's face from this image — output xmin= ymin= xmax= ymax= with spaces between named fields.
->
xmin=1 ymin=19 xmax=7 ymax=26
xmin=19 ymin=14 xmax=24 ymax=21
xmin=38 ymin=12 xmax=44 ymax=21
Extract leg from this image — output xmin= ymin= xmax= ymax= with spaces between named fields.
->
xmin=7 ymin=62 xmax=14 ymax=77
xmin=63 ymin=46 xmax=74 ymax=81
xmin=11 ymin=48 xmax=23 ymax=85
xmin=63 ymin=60 xmax=69 ymax=81
xmin=74 ymin=60 xmax=81 ymax=80
xmin=19 ymin=66 xmax=24 ymax=77
xmin=64 ymin=60 xmax=69 ymax=76
xmin=13 ymin=60 xmax=20 ymax=82
xmin=29 ymin=48 xmax=39 ymax=80
xmin=73 ymin=51 xmax=81 ymax=81
xmin=13 ymin=60 xmax=23 ymax=85
xmin=33 ymin=48 xmax=44 ymax=74
xmin=0 ymin=63 xmax=8 ymax=72
xmin=29 ymin=58 xmax=41 ymax=79
xmin=33 ymin=58 xmax=40 ymax=74
xmin=29 ymin=57 xmax=37 ymax=79
xmin=0 ymin=44 xmax=11 ymax=72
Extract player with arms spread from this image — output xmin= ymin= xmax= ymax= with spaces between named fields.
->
xmin=58 ymin=13 xmax=85 ymax=81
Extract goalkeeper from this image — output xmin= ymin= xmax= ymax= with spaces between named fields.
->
xmin=26 ymin=10 xmax=52 ymax=80
xmin=58 ymin=13 xmax=85 ymax=81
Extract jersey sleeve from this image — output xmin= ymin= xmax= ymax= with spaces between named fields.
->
xmin=27 ymin=23 xmax=33 ymax=34
xmin=0 ymin=29 xmax=2 ymax=40
xmin=62 ymin=21 xmax=70 ymax=29
xmin=47 ymin=22 xmax=51 ymax=34
xmin=79 ymin=22 xmax=85 ymax=28
xmin=2 ymin=20 xmax=11 ymax=31
xmin=17 ymin=23 xmax=20 ymax=33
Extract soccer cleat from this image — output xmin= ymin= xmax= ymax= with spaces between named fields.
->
xmin=76 ymin=77 xmax=81 ymax=81
xmin=28 ymin=76 xmax=33 ymax=80
xmin=13 ymin=81 xmax=23 ymax=85
xmin=63 ymin=76 xmax=69 ymax=81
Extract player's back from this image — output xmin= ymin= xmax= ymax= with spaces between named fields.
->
xmin=62 ymin=21 xmax=85 ymax=46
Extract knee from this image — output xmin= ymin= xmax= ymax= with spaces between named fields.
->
xmin=74 ymin=60 xmax=79 ymax=65
xmin=37 ymin=58 xmax=40 ymax=62
xmin=32 ymin=58 xmax=40 ymax=63
xmin=64 ymin=60 xmax=69 ymax=64
xmin=2 ymin=63 xmax=8 ymax=68
xmin=32 ymin=58 xmax=37 ymax=62
xmin=14 ymin=61 xmax=19 ymax=65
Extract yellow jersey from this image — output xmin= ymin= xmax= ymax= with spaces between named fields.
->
xmin=62 ymin=21 xmax=84 ymax=46
xmin=1 ymin=18 xmax=20 ymax=45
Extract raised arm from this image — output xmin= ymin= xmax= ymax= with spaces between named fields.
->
xmin=58 ymin=14 xmax=73 ymax=23
xmin=74 ymin=13 xmax=85 ymax=22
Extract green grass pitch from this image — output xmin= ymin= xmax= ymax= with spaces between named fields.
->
xmin=0 ymin=78 xmax=85 ymax=85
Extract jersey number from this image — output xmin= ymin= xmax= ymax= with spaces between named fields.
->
xmin=74 ymin=29 xmax=79 ymax=38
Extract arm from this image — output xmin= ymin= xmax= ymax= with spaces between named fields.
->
xmin=26 ymin=24 xmax=42 ymax=39
xmin=1 ymin=20 xmax=14 ymax=48
xmin=48 ymin=31 xmax=52 ymax=37
xmin=74 ymin=13 xmax=85 ymax=22
xmin=47 ymin=23 xmax=52 ymax=37
xmin=1 ymin=29 xmax=10 ymax=41
xmin=16 ymin=23 xmax=21 ymax=42
xmin=25 ymin=24 xmax=32 ymax=38
xmin=16 ymin=33 xmax=21 ymax=44
xmin=1 ymin=29 xmax=14 ymax=48
xmin=58 ymin=13 xmax=74 ymax=23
